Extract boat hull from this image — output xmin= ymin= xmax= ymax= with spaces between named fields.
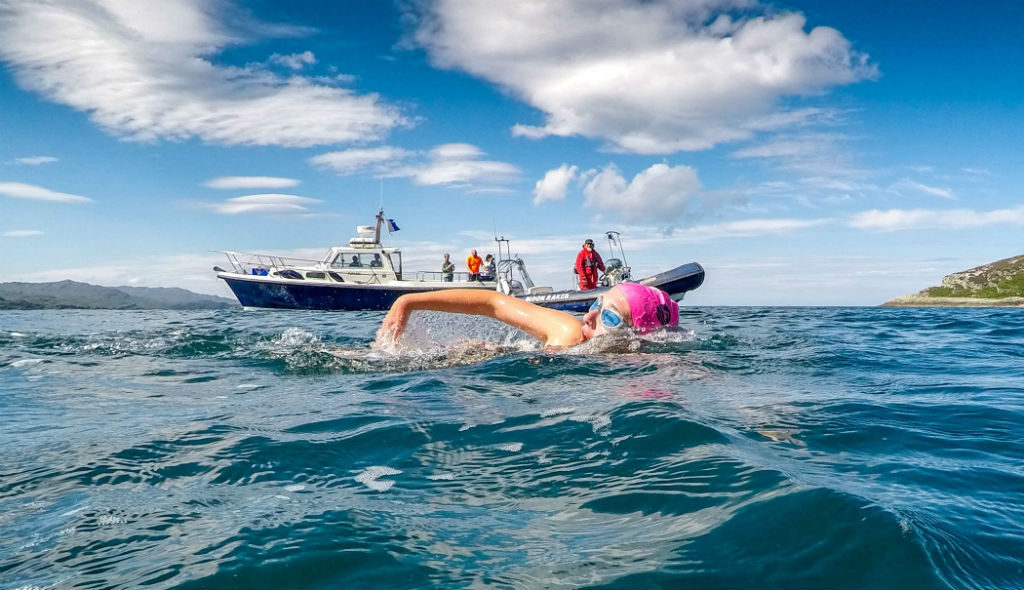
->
xmin=219 ymin=262 xmax=704 ymax=312
xmin=219 ymin=275 xmax=484 ymax=311
xmin=522 ymin=262 xmax=705 ymax=312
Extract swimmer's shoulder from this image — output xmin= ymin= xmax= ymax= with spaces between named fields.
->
xmin=542 ymin=321 xmax=584 ymax=348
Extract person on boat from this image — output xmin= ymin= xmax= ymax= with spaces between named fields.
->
xmin=466 ymin=250 xmax=482 ymax=282
xmin=349 ymin=255 xmax=362 ymax=267
xmin=575 ymin=238 xmax=605 ymax=291
xmin=370 ymin=254 xmax=383 ymax=267
xmin=441 ymin=253 xmax=455 ymax=282
xmin=479 ymin=254 xmax=496 ymax=282
xmin=376 ymin=282 xmax=678 ymax=349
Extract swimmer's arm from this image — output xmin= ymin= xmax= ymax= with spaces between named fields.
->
xmin=376 ymin=289 xmax=583 ymax=347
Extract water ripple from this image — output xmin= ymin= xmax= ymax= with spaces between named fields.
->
xmin=2 ymin=307 xmax=1023 ymax=588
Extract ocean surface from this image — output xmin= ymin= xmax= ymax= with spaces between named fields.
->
xmin=2 ymin=306 xmax=1024 ymax=589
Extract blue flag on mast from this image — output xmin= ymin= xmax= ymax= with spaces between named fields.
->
xmin=385 ymin=218 xmax=400 ymax=232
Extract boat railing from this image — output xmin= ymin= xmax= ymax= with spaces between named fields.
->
xmin=223 ymin=251 xmax=322 ymax=275
xmin=415 ymin=271 xmax=480 ymax=283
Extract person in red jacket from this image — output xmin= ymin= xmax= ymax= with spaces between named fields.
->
xmin=575 ymin=238 xmax=605 ymax=291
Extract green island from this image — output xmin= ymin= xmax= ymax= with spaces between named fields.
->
xmin=882 ymin=254 xmax=1024 ymax=307
xmin=0 ymin=280 xmax=237 ymax=310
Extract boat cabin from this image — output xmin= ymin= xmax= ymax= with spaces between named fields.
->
xmin=320 ymin=246 xmax=402 ymax=281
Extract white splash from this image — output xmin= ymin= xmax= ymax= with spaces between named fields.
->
xmin=541 ymin=407 xmax=576 ymax=418
xmin=497 ymin=442 xmax=524 ymax=453
xmin=97 ymin=514 xmax=126 ymax=526
xmin=11 ymin=358 xmax=44 ymax=368
xmin=571 ymin=414 xmax=612 ymax=432
xmin=355 ymin=466 xmax=402 ymax=492
xmin=276 ymin=327 xmax=319 ymax=346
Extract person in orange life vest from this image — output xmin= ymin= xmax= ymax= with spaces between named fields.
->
xmin=575 ymin=238 xmax=605 ymax=291
xmin=466 ymin=249 xmax=483 ymax=282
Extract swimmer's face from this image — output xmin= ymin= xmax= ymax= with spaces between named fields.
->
xmin=581 ymin=287 xmax=631 ymax=342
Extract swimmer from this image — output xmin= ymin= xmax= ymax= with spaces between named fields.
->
xmin=376 ymin=282 xmax=679 ymax=349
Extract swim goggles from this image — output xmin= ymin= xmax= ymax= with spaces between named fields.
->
xmin=589 ymin=296 xmax=625 ymax=330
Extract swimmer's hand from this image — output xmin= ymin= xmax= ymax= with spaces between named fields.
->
xmin=374 ymin=298 xmax=411 ymax=349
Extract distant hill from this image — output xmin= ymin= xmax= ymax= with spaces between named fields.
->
xmin=0 ymin=280 xmax=237 ymax=310
xmin=883 ymin=255 xmax=1024 ymax=307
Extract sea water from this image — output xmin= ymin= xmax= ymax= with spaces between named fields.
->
xmin=2 ymin=307 xmax=1023 ymax=589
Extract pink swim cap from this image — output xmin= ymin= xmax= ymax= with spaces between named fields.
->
xmin=614 ymin=282 xmax=680 ymax=334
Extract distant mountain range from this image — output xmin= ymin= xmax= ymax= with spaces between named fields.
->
xmin=883 ymin=254 xmax=1024 ymax=307
xmin=0 ymin=280 xmax=238 ymax=310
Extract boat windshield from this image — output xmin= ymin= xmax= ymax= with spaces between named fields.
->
xmin=386 ymin=251 xmax=401 ymax=276
xmin=331 ymin=253 xmax=385 ymax=269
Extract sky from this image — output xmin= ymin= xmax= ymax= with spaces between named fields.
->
xmin=1 ymin=0 xmax=1022 ymax=306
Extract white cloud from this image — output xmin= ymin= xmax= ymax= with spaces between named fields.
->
xmin=429 ymin=143 xmax=482 ymax=160
xmin=269 ymin=50 xmax=316 ymax=69
xmin=207 ymin=193 xmax=322 ymax=215
xmin=405 ymin=156 xmax=519 ymax=186
xmin=611 ymin=216 xmax=830 ymax=245
xmin=3 ymin=229 xmax=45 ymax=237
xmin=732 ymin=133 xmax=846 ymax=160
xmin=412 ymin=1 xmax=876 ymax=154
xmin=849 ymin=206 xmax=1024 ymax=231
xmin=0 ymin=182 xmax=92 ymax=203
xmin=10 ymin=156 xmax=58 ymax=165
xmin=892 ymin=178 xmax=953 ymax=199
xmin=309 ymin=146 xmax=412 ymax=174
xmin=730 ymin=132 xmax=861 ymax=176
xmin=697 ymin=217 xmax=828 ymax=236
xmin=733 ymin=140 xmax=818 ymax=160
xmin=961 ymin=167 xmax=992 ymax=177
xmin=202 ymin=176 xmax=300 ymax=189
xmin=533 ymin=164 xmax=578 ymax=205
xmin=799 ymin=176 xmax=878 ymax=193
xmin=311 ymin=143 xmax=519 ymax=188
xmin=582 ymin=163 xmax=701 ymax=221
xmin=394 ymin=144 xmax=521 ymax=187
xmin=0 ymin=0 xmax=404 ymax=147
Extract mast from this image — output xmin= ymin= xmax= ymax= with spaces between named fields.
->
xmin=374 ymin=209 xmax=384 ymax=245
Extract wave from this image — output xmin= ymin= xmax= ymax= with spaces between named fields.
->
xmin=4 ymin=307 xmax=1024 ymax=588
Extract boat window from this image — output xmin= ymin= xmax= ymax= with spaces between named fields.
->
xmin=329 ymin=252 xmax=390 ymax=270
xmin=330 ymin=253 xmax=368 ymax=268
xmin=328 ymin=272 xmax=345 ymax=282
xmin=334 ymin=254 xmax=363 ymax=267
xmin=305 ymin=271 xmax=326 ymax=280
xmin=277 ymin=269 xmax=304 ymax=280
xmin=388 ymin=252 xmax=401 ymax=277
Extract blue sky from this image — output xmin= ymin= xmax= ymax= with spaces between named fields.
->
xmin=1 ymin=0 xmax=1021 ymax=305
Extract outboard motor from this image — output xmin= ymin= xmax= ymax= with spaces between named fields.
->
xmin=498 ymin=277 xmax=525 ymax=296
xmin=599 ymin=231 xmax=632 ymax=286
xmin=601 ymin=258 xmax=631 ymax=287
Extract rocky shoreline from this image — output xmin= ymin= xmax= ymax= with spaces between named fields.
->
xmin=881 ymin=295 xmax=1024 ymax=308
xmin=881 ymin=254 xmax=1024 ymax=308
